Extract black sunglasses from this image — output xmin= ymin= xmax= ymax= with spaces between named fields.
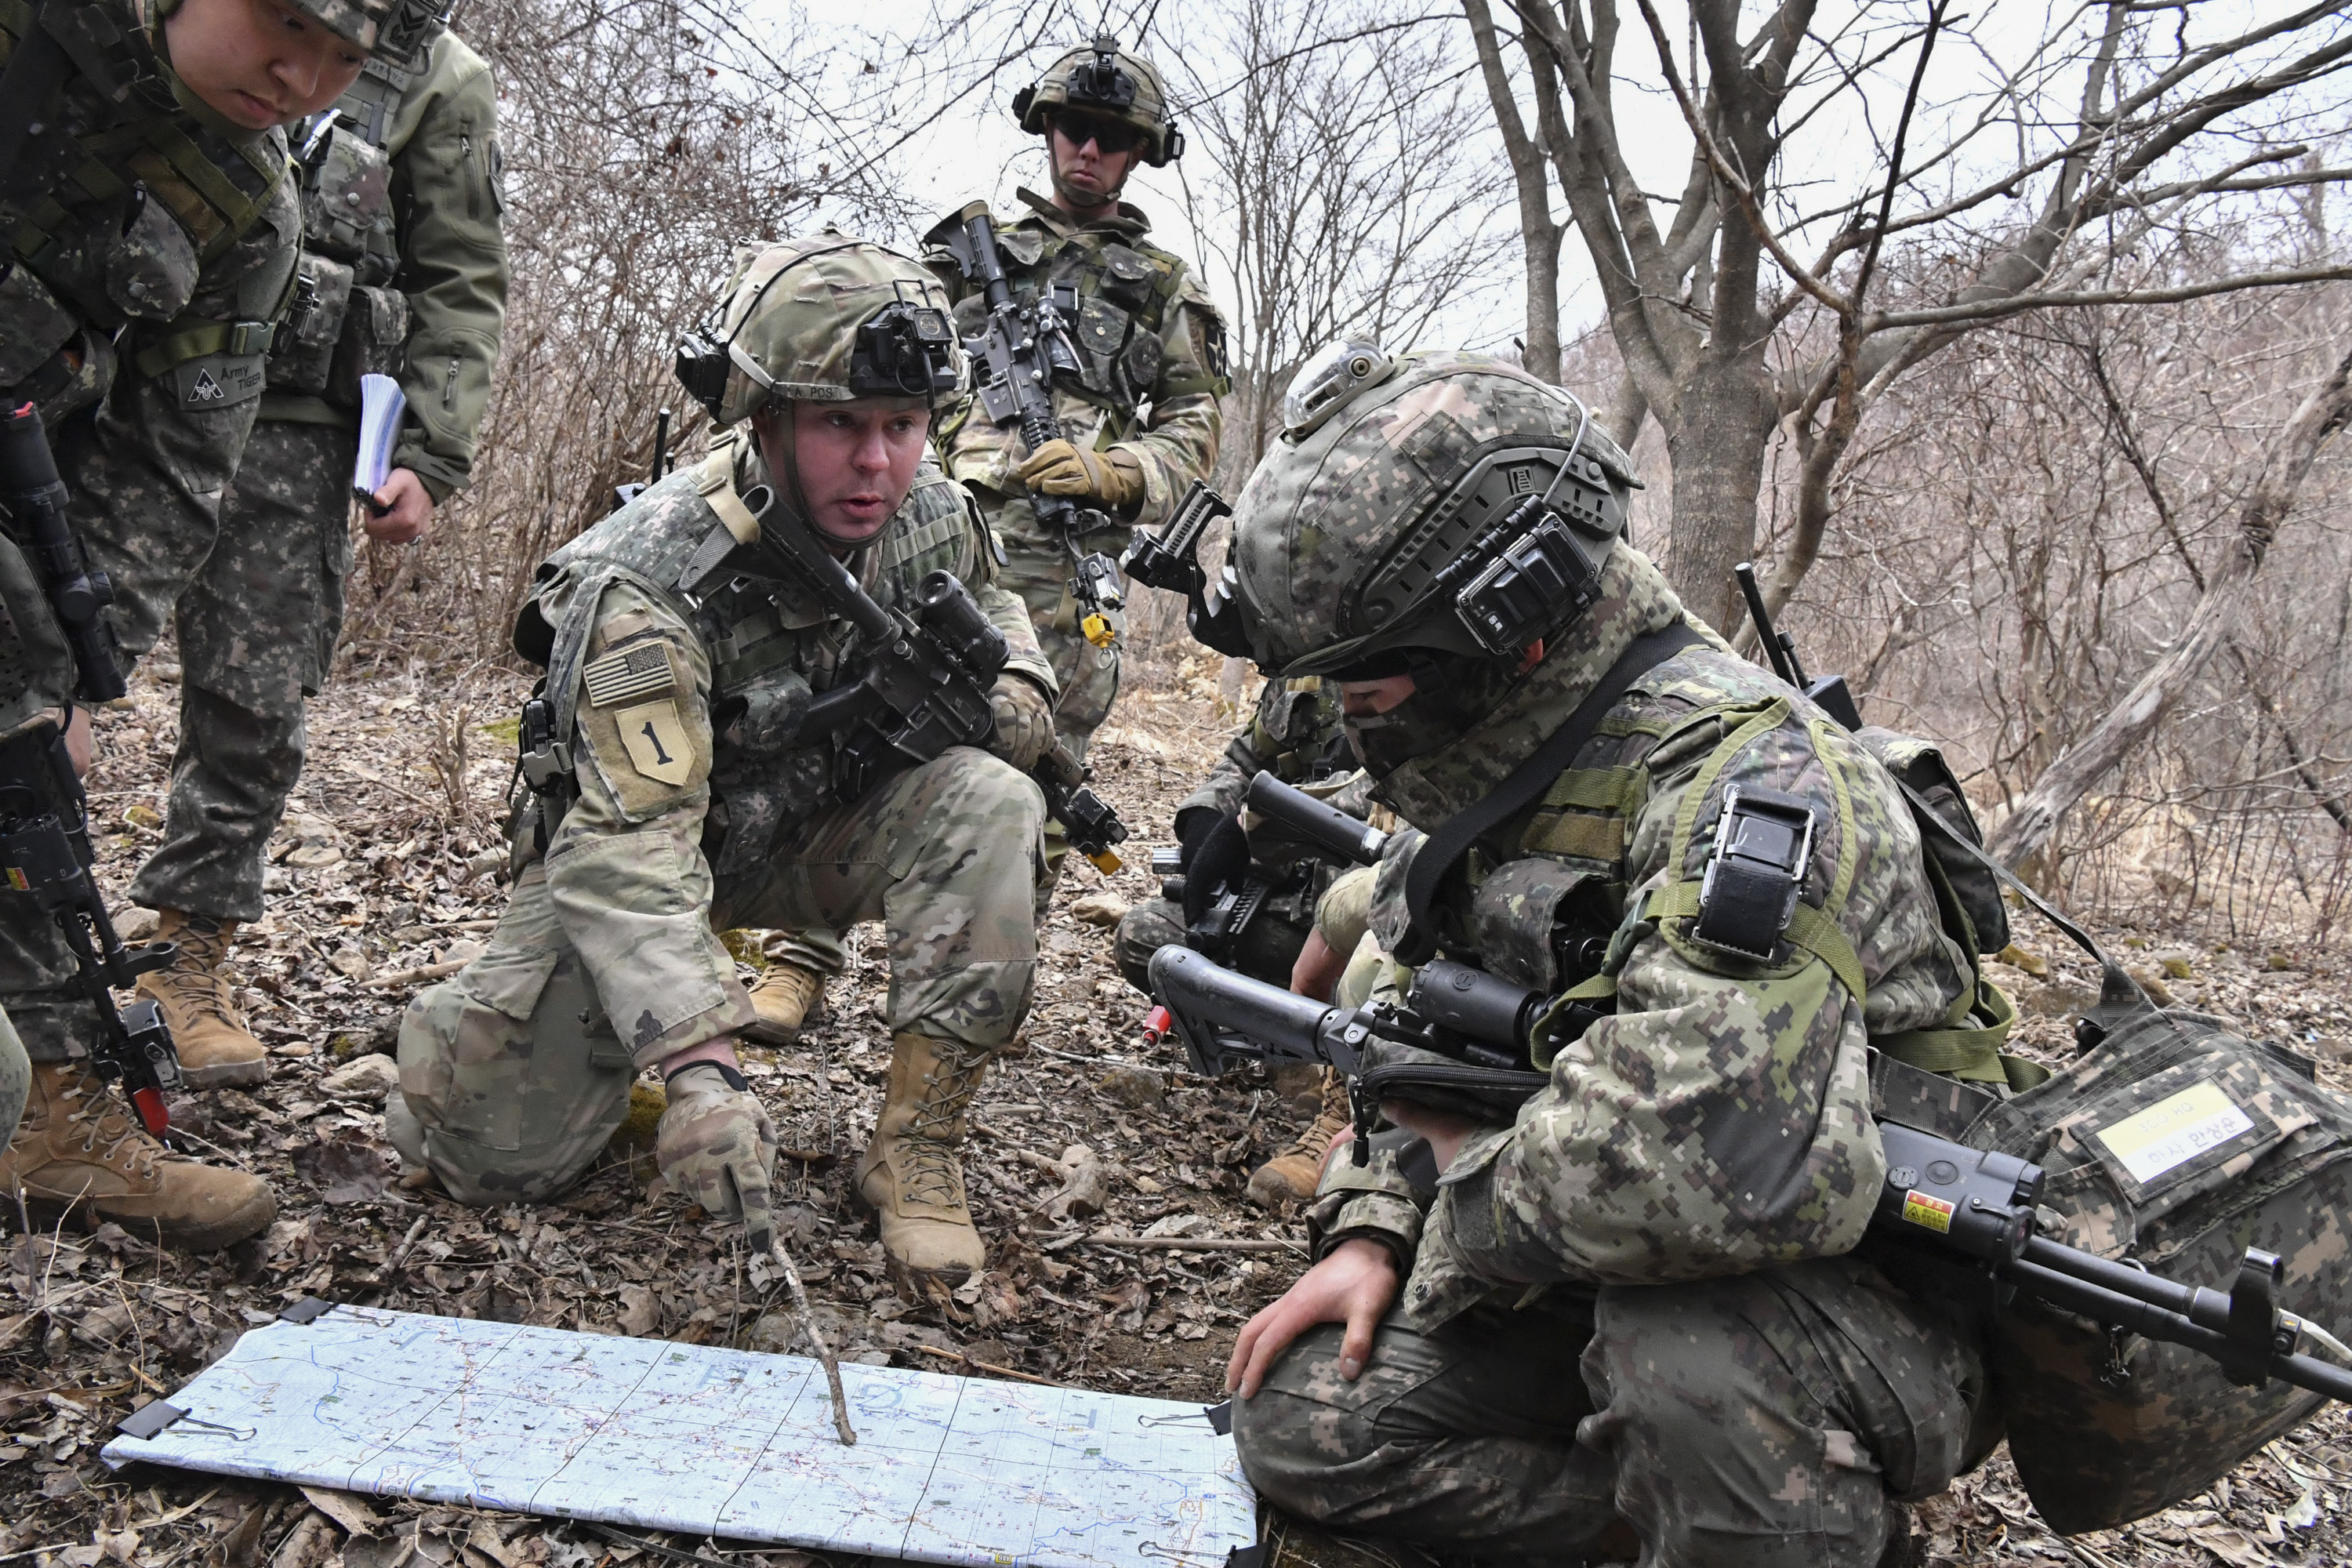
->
xmin=1053 ymin=111 xmax=1142 ymax=154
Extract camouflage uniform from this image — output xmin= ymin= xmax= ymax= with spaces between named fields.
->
xmin=1222 ymin=355 xmax=2004 ymax=1565
xmin=0 ymin=0 xmax=311 ymax=1062
xmin=927 ymin=189 xmax=1227 ymax=753
xmin=752 ymin=190 xmax=1231 ymax=984
xmin=132 ymin=27 xmax=509 ymax=924
xmin=389 ymin=433 xmax=1054 ymax=1201
xmin=1112 ymin=673 xmax=1358 ymax=992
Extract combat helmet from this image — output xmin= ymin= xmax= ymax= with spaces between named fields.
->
xmin=274 ymin=0 xmax=406 ymax=56
xmin=1013 ymin=34 xmax=1184 ymax=167
xmin=1228 ymin=350 xmax=1639 ymax=681
xmin=674 ymin=234 xmax=966 ymax=428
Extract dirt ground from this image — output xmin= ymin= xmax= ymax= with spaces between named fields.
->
xmin=0 ymin=645 xmax=2346 ymax=1568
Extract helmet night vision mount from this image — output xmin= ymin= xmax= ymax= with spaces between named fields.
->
xmin=848 ymin=294 xmax=960 ymax=401
xmin=1013 ymin=33 xmax=1185 ymax=167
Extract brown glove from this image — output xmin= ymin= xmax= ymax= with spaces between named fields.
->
xmin=988 ymin=674 xmax=1056 ymax=771
xmin=1016 ymin=439 xmax=1147 ymax=511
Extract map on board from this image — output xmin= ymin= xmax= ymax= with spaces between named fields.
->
xmin=101 ymin=1305 xmax=1258 ymax=1568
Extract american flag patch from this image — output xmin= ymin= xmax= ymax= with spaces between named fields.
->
xmin=581 ymin=642 xmax=677 ymax=709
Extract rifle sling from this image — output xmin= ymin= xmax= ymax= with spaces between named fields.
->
xmin=1396 ymin=622 xmax=1708 ymax=966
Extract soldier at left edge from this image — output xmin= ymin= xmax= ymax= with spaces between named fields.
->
xmin=0 ymin=0 xmax=412 ymax=1250
xmin=123 ymin=0 xmax=508 ymax=1099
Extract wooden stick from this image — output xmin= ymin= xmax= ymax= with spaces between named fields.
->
xmin=1080 ymin=1232 xmax=1303 ymax=1254
xmin=907 ymin=1343 xmax=1065 ymax=1387
xmin=771 ymin=1238 xmax=855 ymax=1444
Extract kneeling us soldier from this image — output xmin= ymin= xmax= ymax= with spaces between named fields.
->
xmin=1216 ymin=354 xmax=2009 ymax=1566
xmin=390 ymin=238 xmax=1058 ymax=1287
xmin=127 ymin=0 xmax=509 ymax=1092
xmin=0 ymin=0 xmax=400 ymax=1247
xmin=729 ymin=35 xmax=1229 ymax=1044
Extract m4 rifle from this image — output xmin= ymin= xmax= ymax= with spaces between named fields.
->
xmin=735 ymin=482 xmax=1129 ymax=872
xmin=0 ymin=405 xmax=181 ymax=1133
xmin=1152 ymin=771 xmax=1390 ymax=964
xmin=925 ymin=203 xmax=1127 ymax=652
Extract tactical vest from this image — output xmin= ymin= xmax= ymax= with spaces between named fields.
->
xmin=949 ymin=223 xmax=1192 ymax=433
xmin=0 ymin=0 xmax=292 ymax=394
xmin=512 ymin=446 xmax=981 ymax=880
xmin=1381 ymin=645 xmax=2028 ymax=1090
xmin=264 ymin=40 xmax=435 ymax=403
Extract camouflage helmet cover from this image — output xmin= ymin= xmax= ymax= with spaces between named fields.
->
xmin=1229 ymin=352 xmax=1640 ymax=677
xmin=691 ymin=234 xmax=967 ymax=428
xmin=1014 ymin=34 xmax=1184 ymax=166
xmin=279 ymin=0 xmax=403 ymax=55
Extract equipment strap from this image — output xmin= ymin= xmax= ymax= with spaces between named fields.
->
xmin=1896 ymin=777 xmax=2147 ymax=1014
xmin=1395 ymin=622 xmax=1707 ymax=965
xmin=129 ymin=315 xmax=274 ymax=377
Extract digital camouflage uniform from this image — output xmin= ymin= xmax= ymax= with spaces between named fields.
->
xmin=389 ymin=432 xmax=1054 ymax=1203
xmin=1223 ymin=356 xmax=2003 ymax=1566
xmin=1112 ymin=673 xmax=1360 ymax=993
xmin=0 ymin=0 xmax=309 ymax=1064
xmin=132 ymin=26 xmax=508 ymax=924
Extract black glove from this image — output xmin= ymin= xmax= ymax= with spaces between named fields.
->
xmin=1181 ymin=812 xmax=1251 ymax=929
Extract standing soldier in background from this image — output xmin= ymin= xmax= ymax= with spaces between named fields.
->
xmin=125 ymin=0 xmax=510 ymax=1091
xmin=729 ymin=34 xmax=1229 ymax=1044
xmin=0 ymin=0 xmax=402 ymax=1247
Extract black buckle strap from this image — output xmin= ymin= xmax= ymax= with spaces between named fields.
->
xmin=1395 ymin=622 xmax=1707 ymax=965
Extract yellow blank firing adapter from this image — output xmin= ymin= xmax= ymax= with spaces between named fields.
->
xmin=1082 ymin=612 xmax=1116 ymax=648
xmin=1087 ymin=848 xmax=1124 ymax=874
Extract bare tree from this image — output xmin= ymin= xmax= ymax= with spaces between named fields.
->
xmin=1461 ymin=0 xmax=2352 ymax=633
xmin=345 ymin=0 xmax=892 ymax=659
xmin=1171 ymin=0 xmax=1514 ymax=474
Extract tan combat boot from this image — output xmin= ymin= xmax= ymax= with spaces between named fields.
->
xmin=856 ymin=1033 xmax=993 ymax=1287
xmin=1246 ymin=1068 xmax=1353 ymax=1207
xmin=742 ymin=962 xmax=826 ymax=1044
xmin=0 ymin=1061 xmax=275 ymax=1250
xmin=134 ymin=910 xmax=268 ymax=1089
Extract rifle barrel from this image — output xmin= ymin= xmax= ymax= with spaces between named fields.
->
xmin=1245 ymin=773 xmax=1385 ymax=866
xmin=2002 ymin=1256 xmax=2352 ymax=1404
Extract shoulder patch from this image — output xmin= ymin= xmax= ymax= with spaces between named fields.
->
xmin=581 ymin=641 xmax=677 ymax=709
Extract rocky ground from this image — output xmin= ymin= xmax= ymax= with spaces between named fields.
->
xmin=0 ymin=646 xmax=2344 ymax=1568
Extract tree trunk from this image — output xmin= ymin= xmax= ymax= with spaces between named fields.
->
xmin=1987 ymin=344 xmax=2352 ymax=869
xmin=1661 ymin=356 xmax=1776 ymax=633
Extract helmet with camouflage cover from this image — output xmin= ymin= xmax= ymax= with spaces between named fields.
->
xmin=1013 ymin=33 xmax=1184 ymax=168
xmin=1228 ymin=350 xmax=1639 ymax=681
xmin=673 ymin=234 xmax=967 ymax=428
xmin=275 ymin=0 xmax=405 ymax=55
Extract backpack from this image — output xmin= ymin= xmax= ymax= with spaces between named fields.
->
xmin=1893 ymin=808 xmax=2352 ymax=1533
